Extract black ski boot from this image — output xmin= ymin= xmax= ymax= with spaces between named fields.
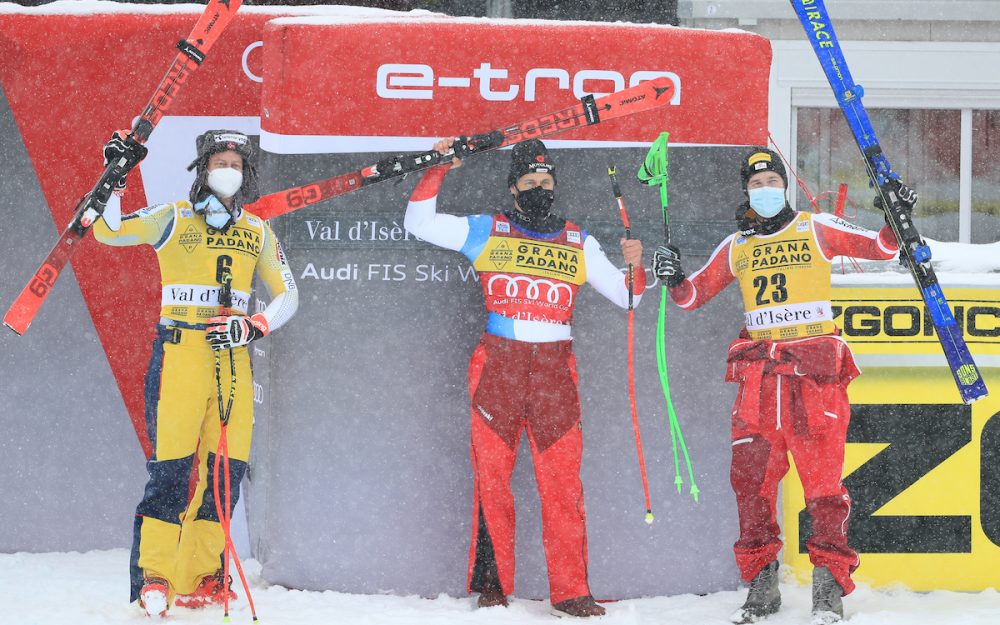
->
xmin=811 ymin=566 xmax=844 ymax=625
xmin=730 ymin=560 xmax=781 ymax=624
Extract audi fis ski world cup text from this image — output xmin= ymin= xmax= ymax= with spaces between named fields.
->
xmin=376 ymin=63 xmax=681 ymax=102
xmin=487 ymin=275 xmax=575 ymax=307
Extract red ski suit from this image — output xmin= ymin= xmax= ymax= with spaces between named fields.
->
xmin=405 ymin=166 xmax=645 ymax=603
xmin=670 ymin=211 xmax=898 ymax=594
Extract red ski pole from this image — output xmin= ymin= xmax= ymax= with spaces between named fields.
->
xmin=608 ymin=165 xmax=654 ymax=525
xmin=212 ymin=266 xmax=259 ymax=622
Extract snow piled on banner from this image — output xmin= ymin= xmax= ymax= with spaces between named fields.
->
xmin=0 ymin=0 xmax=435 ymax=17
xmin=835 ymin=240 xmax=1000 ymax=285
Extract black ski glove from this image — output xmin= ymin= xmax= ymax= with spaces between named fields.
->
xmin=651 ymin=244 xmax=686 ymax=288
xmin=103 ymin=131 xmax=148 ymax=193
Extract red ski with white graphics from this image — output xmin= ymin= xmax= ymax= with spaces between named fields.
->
xmin=248 ymin=77 xmax=675 ymax=220
xmin=3 ymin=0 xmax=243 ymax=336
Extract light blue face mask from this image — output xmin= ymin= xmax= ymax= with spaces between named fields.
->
xmin=748 ymin=186 xmax=787 ymax=218
xmin=195 ymin=195 xmax=232 ymax=231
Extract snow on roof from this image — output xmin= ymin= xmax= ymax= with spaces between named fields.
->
xmin=0 ymin=0 xmax=758 ymax=38
xmin=0 ymin=0 xmax=434 ymax=18
xmin=267 ymin=13 xmax=749 ymax=36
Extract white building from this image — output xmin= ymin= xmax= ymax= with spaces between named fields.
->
xmin=679 ymin=0 xmax=1000 ymax=243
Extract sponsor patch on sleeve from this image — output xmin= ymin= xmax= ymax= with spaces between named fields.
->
xmin=823 ymin=214 xmax=867 ymax=231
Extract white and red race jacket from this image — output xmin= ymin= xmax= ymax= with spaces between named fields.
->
xmin=671 ymin=211 xmax=898 ymax=313
xmin=405 ymin=166 xmax=644 ymax=343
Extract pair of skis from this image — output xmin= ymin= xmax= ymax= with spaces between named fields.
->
xmin=3 ymin=31 xmax=674 ymax=333
xmin=790 ymin=0 xmax=987 ymax=404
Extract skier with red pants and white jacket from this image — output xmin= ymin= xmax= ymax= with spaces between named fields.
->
xmin=651 ymin=147 xmax=913 ymax=625
xmin=405 ymin=138 xmax=644 ymax=618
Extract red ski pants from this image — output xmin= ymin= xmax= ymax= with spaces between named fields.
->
xmin=466 ymin=334 xmax=592 ymax=604
xmin=730 ymin=372 xmax=859 ymax=595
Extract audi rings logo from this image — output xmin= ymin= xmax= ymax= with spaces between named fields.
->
xmin=487 ymin=275 xmax=574 ymax=305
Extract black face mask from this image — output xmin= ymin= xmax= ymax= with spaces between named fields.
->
xmin=515 ymin=187 xmax=555 ymax=220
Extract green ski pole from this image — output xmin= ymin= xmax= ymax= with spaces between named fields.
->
xmin=638 ymin=132 xmax=699 ymax=502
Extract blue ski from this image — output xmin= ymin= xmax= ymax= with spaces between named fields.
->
xmin=789 ymin=0 xmax=987 ymax=404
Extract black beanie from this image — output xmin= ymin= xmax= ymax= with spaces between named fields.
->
xmin=740 ymin=147 xmax=787 ymax=190
xmin=508 ymin=139 xmax=556 ymax=188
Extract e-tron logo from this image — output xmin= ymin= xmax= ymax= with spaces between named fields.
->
xmin=487 ymin=274 xmax=574 ymax=305
xmin=376 ymin=63 xmax=682 ymax=104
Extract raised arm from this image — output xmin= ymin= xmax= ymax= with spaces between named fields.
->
xmin=403 ymin=164 xmax=471 ymax=252
xmin=92 ymin=196 xmax=176 ymax=248
xmin=812 ymin=213 xmax=898 ymax=261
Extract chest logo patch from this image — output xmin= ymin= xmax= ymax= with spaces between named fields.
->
xmin=488 ymin=240 xmax=513 ymax=270
xmin=734 ymin=251 xmax=749 ymax=274
xmin=178 ymin=225 xmax=202 ymax=253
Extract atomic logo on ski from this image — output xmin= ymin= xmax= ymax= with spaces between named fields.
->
xmin=653 ymin=85 xmax=671 ymax=99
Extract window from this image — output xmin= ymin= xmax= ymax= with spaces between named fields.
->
xmin=796 ymin=107 xmax=1000 ymax=244
xmin=796 ymin=108 xmax=963 ymax=241
xmin=972 ymin=110 xmax=1000 ymax=244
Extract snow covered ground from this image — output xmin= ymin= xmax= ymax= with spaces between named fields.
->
xmin=1 ymin=550 xmax=997 ymax=625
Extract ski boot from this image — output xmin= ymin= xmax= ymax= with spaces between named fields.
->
xmin=174 ymin=569 xmax=236 ymax=609
xmin=138 ymin=576 xmax=170 ymax=618
xmin=476 ymin=584 xmax=508 ymax=609
xmin=730 ymin=560 xmax=781 ymax=624
xmin=811 ymin=566 xmax=844 ymax=625
xmin=550 ymin=595 xmax=606 ymax=618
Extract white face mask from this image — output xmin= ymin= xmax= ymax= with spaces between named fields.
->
xmin=207 ymin=167 xmax=243 ymax=199
xmin=748 ymin=186 xmax=787 ymax=218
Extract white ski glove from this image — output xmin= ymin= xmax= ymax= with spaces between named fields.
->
xmin=206 ymin=314 xmax=269 ymax=350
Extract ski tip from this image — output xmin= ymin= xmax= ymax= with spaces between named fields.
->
xmin=3 ymin=317 xmax=27 ymax=336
